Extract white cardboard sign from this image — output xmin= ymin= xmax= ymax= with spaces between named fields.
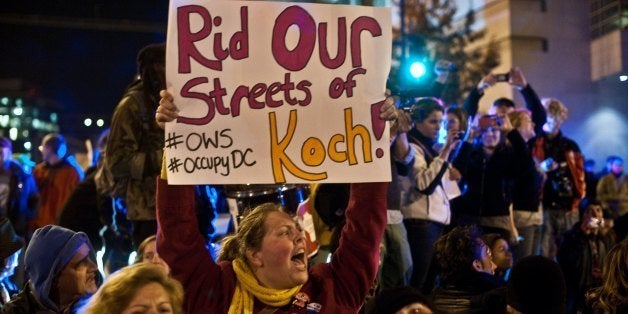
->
xmin=165 ymin=0 xmax=392 ymax=184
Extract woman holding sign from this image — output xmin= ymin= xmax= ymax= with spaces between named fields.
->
xmin=155 ymin=90 xmax=397 ymax=313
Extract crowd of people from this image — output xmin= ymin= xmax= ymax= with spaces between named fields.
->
xmin=0 ymin=40 xmax=626 ymax=314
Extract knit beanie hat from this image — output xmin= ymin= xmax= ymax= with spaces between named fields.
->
xmin=24 ymin=225 xmax=92 ymax=311
xmin=137 ymin=43 xmax=166 ymax=73
xmin=507 ymin=255 xmax=567 ymax=314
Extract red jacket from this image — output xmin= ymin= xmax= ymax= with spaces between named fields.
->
xmin=156 ymin=179 xmax=387 ymax=313
xmin=32 ymin=160 xmax=82 ymax=230
xmin=531 ymin=134 xmax=585 ymax=211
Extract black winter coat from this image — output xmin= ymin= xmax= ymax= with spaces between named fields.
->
xmin=1 ymin=161 xmax=38 ymax=238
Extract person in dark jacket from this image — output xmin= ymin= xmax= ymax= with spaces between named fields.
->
xmin=106 ymin=43 xmax=166 ymax=249
xmin=0 ymin=137 xmax=39 ymax=239
xmin=452 ymin=114 xmax=532 ymax=241
xmin=0 ymin=218 xmax=24 ymax=308
xmin=557 ymin=201 xmax=613 ymax=314
xmin=367 ymin=286 xmax=433 ymax=314
xmin=56 ymin=171 xmax=110 ymax=252
xmin=3 ymin=225 xmax=101 ymax=313
xmin=508 ymin=109 xmax=545 ymax=259
xmin=431 ymin=225 xmax=505 ymax=313
xmin=58 ymin=130 xmax=113 ymax=252
xmin=458 ymin=67 xmax=545 ymax=250
xmin=507 ymin=255 xmax=567 ymax=314
xmin=531 ymin=98 xmax=586 ymax=260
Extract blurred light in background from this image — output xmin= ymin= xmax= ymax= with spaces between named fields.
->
xmin=128 ymin=251 xmax=137 ymax=266
xmin=409 ymin=61 xmax=427 ymax=79
xmin=9 ymin=128 xmax=18 ymax=140
xmin=577 ymin=107 xmax=627 ymax=168
xmin=0 ymin=115 xmax=9 ymax=127
xmin=96 ymin=246 xmax=106 ymax=279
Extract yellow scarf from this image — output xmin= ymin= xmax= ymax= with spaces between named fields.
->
xmin=160 ymin=153 xmax=168 ymax=180
xmin=229 ymin=258 xmax=303 ymax=314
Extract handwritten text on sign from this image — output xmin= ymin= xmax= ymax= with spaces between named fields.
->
xmin=165 ymin=0 xmax=391 ymax=184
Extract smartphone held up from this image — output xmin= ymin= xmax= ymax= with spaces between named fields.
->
xmin=494 ymin=73 xmax=510 ymax=82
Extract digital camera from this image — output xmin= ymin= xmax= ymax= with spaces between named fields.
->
xmin=478 ymin=115 xmax=502 ymax=130
xmin=494 ymin=73 xmax=510 ymax=82
xmin=588 ymin=217 xmax=603 ymax=229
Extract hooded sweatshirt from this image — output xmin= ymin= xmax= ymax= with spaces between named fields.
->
xmin=23 ymin=225 xmax=94 ymax=311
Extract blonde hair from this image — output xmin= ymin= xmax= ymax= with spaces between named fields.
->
xmin=82 ymin=263 xmax=184 ymax=314
xmin=542 ymin=98 xmax=568 ymax=121
xmin=508 ymin=108 xmax=531 ymax=129
xmin=218 ymin=203 xmax=285 ymax=262
xmin=135 ymin=235 xmax=157 ymax=264
xmin=586 ymin=239 xmax=628 ymax=312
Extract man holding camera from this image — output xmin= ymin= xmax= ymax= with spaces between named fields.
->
xmin=454 ymin=68 xmax=546 ymax=244
xmin=531 ymin=98 xmax=586 ymax=261
xmin=557 ymin=201 xmax=611 ymax=313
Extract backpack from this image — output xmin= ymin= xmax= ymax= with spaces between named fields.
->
xmin=546 ymin=165 xmax=575 ymax=200
xmin=94 ymin=162 xmax=123 ymax=198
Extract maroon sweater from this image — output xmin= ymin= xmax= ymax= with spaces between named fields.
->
xmin=156 ymin=179 xmax=388 ymax=314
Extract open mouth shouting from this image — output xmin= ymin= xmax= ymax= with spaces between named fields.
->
xmin=291 ymin=248 xmax=307 ymax=271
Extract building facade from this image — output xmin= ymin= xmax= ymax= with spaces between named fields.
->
xmin=456 ymin=0 xmax=627 ymax=166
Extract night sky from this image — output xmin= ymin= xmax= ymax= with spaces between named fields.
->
xmin=0 ymin=1 xmax=169 ymax=139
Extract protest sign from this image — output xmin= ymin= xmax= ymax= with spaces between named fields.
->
xmin=165 ymin=0 xmax=392 ymax=184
